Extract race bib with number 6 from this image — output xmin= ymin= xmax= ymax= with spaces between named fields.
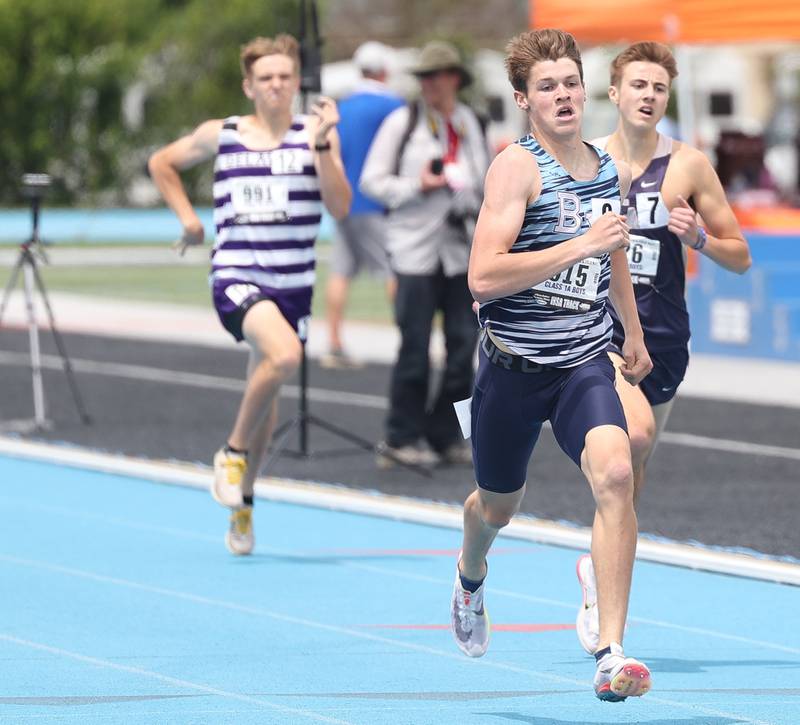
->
xmin=627 ymin=234 xmax=660 ymax=283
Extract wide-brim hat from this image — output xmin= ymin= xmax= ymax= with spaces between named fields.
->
xmin=411 ymin=40 xmax=472 ymax=88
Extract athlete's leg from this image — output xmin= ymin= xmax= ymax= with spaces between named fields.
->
xmin=227 ymin=300 xmax=302 ymax=451
xmin=607 ymin=351 xmax=656 ymax=503
xmin=237 ymin=349 xmax=280 ymax=498
xmin=573 ymin=356 xmax=674 ymax=655
xmin=452 ymin=484 xmax=525 ymax=657
xmin=581 ymin=424 xmax=636 ymax=650
xmin=650 ymin=398 xmax=675 ymax=453
xmin=460 ymin=486 xmax=526 ymax=580
xmin=585 ymin=442 xmax=652 ymax=706
xmin=452 ymin=346 xmax=546 ymax=657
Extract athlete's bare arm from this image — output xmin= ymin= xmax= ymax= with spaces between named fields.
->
xmin=608 ymin=161 xmax=652 ymax=385
xmin=148 ymin=119 xmax=223 ymax=254
xmin=468 ymin=145 xmax=630 ymax=303
xmin=666 ymin=144 xmax=751 ymax=274
xmin=306 ymin=96 xmax=352 ymax=220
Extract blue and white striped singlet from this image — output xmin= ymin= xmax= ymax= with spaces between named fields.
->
xmin=478 ymin=134 xmax=621 ymax=367
xmin=210 ymin=115 xmax=323 ymax=317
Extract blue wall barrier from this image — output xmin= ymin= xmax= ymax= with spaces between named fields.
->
xmin=1 ymin=208 xmax=797 ymax=361
xmin=687 ymin=232 xmax=800 ymax=361
xmin=0 ymin=208 xmax=336 ymax=244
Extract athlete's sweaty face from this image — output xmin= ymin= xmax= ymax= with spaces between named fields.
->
xmin=243 ymin=53 xmax=299 ymax=112
xmin=610 ymin=61 xmax=670 ymax=130
xmin=520 ymin=58 xmax=585 ymax=137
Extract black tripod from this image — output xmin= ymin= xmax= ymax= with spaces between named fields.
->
xmin=0 ymin=174 xmax=90 ymax=431
xmin=260 ymin=0 xmax=429 ymax=478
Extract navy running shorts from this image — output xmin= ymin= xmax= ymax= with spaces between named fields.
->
xmin=471 ymin=339 xmax=627 ymax=494
xmin=608 ymin=344 xmax=688 ymax=406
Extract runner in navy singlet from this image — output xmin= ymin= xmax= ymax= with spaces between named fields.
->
xmin=574 ymin=41 xmax=751 ymax=657
xmin=450 ymin=29 xmax=654 ymax=703
xmin=148 ymin=35 xmax=351 ymax=555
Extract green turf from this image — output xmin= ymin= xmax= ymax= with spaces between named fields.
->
xmin=38 ymin=261 xmax=393 ymax=323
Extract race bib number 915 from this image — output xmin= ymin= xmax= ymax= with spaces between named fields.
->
xmin=531 ymin=256 xmax=602 ymax=312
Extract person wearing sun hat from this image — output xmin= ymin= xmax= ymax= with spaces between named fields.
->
xmin=411 ymin=40 xmax=473 ymax=88
xmin=361 ymin=39 xmax=491 ymax=469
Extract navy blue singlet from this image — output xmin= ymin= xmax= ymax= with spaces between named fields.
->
xmin=596 ymin=134 xmax=690 ymax=353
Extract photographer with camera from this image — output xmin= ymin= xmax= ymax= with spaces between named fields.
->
xmin=361 ymin=40 xmax=491 ymax=468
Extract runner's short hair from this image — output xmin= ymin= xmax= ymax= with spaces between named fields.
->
xmin=610 ymin=42 xmax=678 ymax=86
xmin=504 ymin=29 xmax=583 ymax=93
xmin=240 ymin=35 xmax=300 ymax=78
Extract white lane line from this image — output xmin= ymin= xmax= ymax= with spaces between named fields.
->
xmin=659 ymin=431 xmax=800 ymax=461
xmin=2 ymin=495 xmax=797 ymax=658
xmin=342 ymin=561 xmax=800 ymax=657
xmin=0 ymin=352 xmax=387 ymax=410
xmin=0 ymin=555 xmax=777 ymax=725
xmin=0 ymin=634 xmax=354 ymax=725
xmin=3 ymin=351 xmax=799 ymax=460
xmin=5 ymin=350 xmax=800 ymax=463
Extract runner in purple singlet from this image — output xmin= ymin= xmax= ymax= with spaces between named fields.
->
xmin=148 ymin=35 xmax=351 ymax=556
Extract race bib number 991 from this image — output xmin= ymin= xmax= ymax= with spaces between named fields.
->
xmin=231 ymin=179 xmax=289 ymax=222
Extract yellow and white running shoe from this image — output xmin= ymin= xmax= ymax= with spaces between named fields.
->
xmin=226 ymin=506 xmax=254 ymax=556
xmin=211 ymin=448 xmax=247 ymax=508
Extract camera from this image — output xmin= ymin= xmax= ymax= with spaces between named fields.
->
xmin=21 ymin=173 xmax=52 ymax=199
xmin=430 ymin=158 xmax=444 ymax=175
xmin=299 ymin=0 xmax=322 ymax=95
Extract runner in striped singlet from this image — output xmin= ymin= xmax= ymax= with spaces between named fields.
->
xmin=573 ymin=42 xmax=751 ymax=659
xmin=148 ymin=35 xmax=351 ymax=556
xmin=449 ymin=29 xmax=654 ymax=702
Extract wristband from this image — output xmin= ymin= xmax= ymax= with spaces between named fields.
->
xmin=692 ymin=226 xmax=708 ymax=251
xmin=314 ymin=141 xmax=331 ymax=152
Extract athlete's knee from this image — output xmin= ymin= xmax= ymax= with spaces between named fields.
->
xmin=259 ymin=340 xmax=302 ymax=380
xmin=593 ymin=459 xmax=634 ymax=504
xmin=627 ymin=420 xmax=656 ymax=466
xmin=472 ymin=492 xmax=520 ymax=530
xmin=274 ymin=346 xmax=302 ymax=379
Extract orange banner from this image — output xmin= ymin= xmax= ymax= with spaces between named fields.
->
xmin=529 ymin=0 xmax=800 ymax=44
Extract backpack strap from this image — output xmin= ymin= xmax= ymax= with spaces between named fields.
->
xmin=393 ymin=101 xmax=488 ymax=174
xmin=393 ymin=101 xmax=419 ymax=175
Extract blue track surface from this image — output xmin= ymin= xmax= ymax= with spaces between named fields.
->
xmin=1 ymin=455 xmax=798 ymax=724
